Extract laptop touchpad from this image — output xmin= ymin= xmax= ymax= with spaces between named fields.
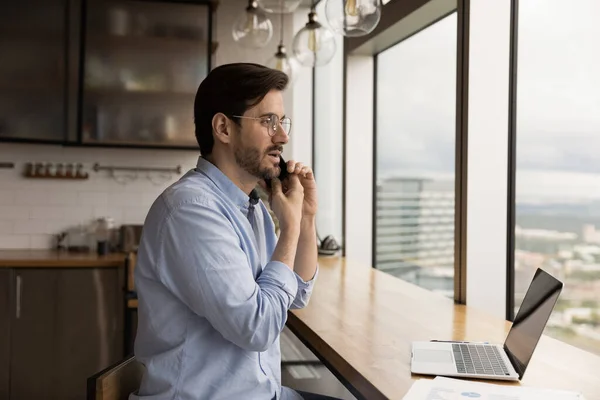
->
xmin=414 ymin=349 xmax=453 ymax=363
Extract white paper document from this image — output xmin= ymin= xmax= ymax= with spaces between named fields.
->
xmin=403 ymin=376 xmax=586 ymax=400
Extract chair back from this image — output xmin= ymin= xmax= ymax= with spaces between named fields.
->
xmin=86 ymin=356 xmax=144 ymax=400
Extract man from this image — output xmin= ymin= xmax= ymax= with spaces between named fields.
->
xmin=131 ymin=63 xmax=337 ymax=400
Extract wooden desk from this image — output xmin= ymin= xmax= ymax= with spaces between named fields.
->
xmin=287 ymin=257 xmax=600 ymax=400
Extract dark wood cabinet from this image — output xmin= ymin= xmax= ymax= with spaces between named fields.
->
xmin=0 ymin=0 xmax=68 ymax=143
xmin=0 ymin=0 xmax=214 ymax=149
xmin=2 ymin=267 xmax=123 ymax=400
xmin=10 ymin=270 xmax=59 ymax=399
xmin=0 ymin=270 xmax=10 ymax=400
xmin=80 ymin=0 xmax=212 ymax=148
xmin=54 ymin=268 xmax=123 ymax=399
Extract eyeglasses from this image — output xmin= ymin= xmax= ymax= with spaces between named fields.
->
xmin=232 ymin=114 xmax=292 ymax=136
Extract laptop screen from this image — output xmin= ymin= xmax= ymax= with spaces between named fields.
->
xmin=504 ymin=268 xmax=563 ymax=379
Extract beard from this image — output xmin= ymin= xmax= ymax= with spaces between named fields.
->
xmin=234 ymin=143 xmax=280 ymax=180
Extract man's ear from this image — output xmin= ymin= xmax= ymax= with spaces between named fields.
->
xmin=212 ymin=113 xmax=233 ymax=145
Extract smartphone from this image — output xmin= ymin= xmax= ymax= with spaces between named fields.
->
xmin=265 ymin=156 xmax=289 ymax=189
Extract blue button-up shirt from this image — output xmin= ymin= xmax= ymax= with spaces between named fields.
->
xmin=131 ymin=157 xmax=317 ymax=400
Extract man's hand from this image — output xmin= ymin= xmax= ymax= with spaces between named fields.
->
xmin=285 ymin=160 xmax=318 ymax=218
xmin=269 ymin=174 xmax=304 ymax=235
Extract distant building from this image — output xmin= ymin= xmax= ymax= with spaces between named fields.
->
xmin=583 ymin=224 xmax=600 ymax=245
xmin=515 ymin=225 xmax=577 ymax=255
xmin=374 ymin=177 xmax=454 ymax=296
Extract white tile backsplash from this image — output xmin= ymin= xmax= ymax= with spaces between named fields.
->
xmin=0 ymin=192 xmax=15 ymax=205
xmin=0 ymin=206 xmax=30 ymax=220
xmin=0 ymin=143 xmax=199 ymax=249
xmin=14 ymin=220 xmax=55 ymax=235
xmin=29 ymin=234 xmax=55 ymax=249
xmin=0 ymin=235 xmax=30 ymax=249
xmin=0 ymin=221 xmax=14 ymax=235
xmin=29 ymin=206 xmax=68 ymax=220
xmin=78 ymin=191 xmax=109 ymax=207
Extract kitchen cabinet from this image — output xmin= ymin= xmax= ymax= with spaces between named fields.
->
xmin=0 ymin=270 xmax=10 ymax=399
xmin=2 ymin=267 xmax=123 ymax=400
xmin=10 ymin=270 xmax=58 ymax=399
xmin=54 ymin=268 xmax=123 ymax=399
xmin=0 ymin=0 xmax=68 ymax=143
xmin=80 ymin=0 xmax=212 ymax=148
xmin=0 ymin=0 xmax=215 ymax=149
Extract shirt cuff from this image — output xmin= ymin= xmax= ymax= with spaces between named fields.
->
xmin=295 ymin=263 xmax=319 ymax=286
xmin=295 ymin=264 xmax=318 ymax=298
xmin=259 ymin=261 xmax=299 ymax=301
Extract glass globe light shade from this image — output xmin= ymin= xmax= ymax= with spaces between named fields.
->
xmin=257 ymin=0 xmax=302 ymax=14
xmin=324 ymin=0 xmax=382 ymax=37
xmin=232 ymin=1 xmax=273 ymax=48
xmin=266 ymin=44 xmax=296 ymax=82
xmin=292 ymin=11 xmax=336 ymax=67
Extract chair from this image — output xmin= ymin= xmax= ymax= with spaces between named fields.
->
xmin=87 ymin=356 xmax=145 ymax=400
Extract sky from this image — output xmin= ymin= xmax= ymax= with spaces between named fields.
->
xmin=376 ymin=1 xmax=600 ymax=204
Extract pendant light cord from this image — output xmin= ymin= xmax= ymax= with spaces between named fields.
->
xmin=279 ymin=0 xmax=284 ymax=45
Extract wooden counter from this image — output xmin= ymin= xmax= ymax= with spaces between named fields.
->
xmin=0 ymin=250 xmax=126 ymax=268
xmin=287 ymin=257 xmax=600 ymax=400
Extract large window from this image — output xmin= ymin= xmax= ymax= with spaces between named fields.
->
xmin=374 ymin=14 xmax=457 ymax=297
xmin=515 ymin=0 xmax=600 ymax=355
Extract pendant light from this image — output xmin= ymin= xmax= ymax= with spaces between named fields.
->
xmin=292 ymin=3 xmax=336 ymax=67
xmin=257 ymin=0 xmax=302 ymax=14
xmin=232 ymin=0 xmax=273 ymax=48
xmin=324 ymin=0 xmax=382 ymax=37
xmin=265 ymin=0 xmax=295 ymax=80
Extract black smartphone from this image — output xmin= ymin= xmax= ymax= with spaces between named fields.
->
xmin=265 ymin=157 xmax=289 ymax=189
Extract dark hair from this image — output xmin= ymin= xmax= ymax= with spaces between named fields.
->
xmin=193 ymin=63 xmax=289 ymax=155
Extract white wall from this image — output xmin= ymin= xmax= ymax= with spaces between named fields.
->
xmin=344 ymin=55 xmax=374 ymax=265
xmin=0 ymin=1 xmax=314 ymax=250
xmin=466 ymin=0 xmax=512 ymax=318
xmin=314 ymin=0 xmax=344 ymax=243
xmin=288 ymin=8 xmax=313 ymax=165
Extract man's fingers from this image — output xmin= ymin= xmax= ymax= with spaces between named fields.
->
xmin=286 ymin=173 xmax=302 ymax=190
xmin=300 ymin=166 xmax=313 ymax=179
xmin=285 ymin=160 xmax=314 ymax=181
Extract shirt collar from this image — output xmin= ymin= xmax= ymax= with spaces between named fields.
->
xmin=195 ymin=156 xmax=252 ymax=209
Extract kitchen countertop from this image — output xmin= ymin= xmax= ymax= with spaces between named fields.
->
xmin=0 ymin=249 xmax=127 ymax=268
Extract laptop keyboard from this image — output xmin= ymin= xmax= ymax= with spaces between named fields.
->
xmin=452 ymin=343 xmax=511 ymax=376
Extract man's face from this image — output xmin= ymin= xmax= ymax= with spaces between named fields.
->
xmin=232 ymin=90 xmax=289 ymax=181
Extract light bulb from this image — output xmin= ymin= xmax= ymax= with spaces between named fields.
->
xmin=232 ymin=1 xmax=273 ymax=48
xmin=245 ymin=13 xmax=258 ymax=31
xmin=292 ymin=11 xmax=336 ymax=67
xmin=275 ymin=57 xmax=284 ymax=71
xmin=266 ymin=44 xmax=296 ymax=81
xmin=257 ymin=0 xmax=302 ymax=14
xmin=308 ymin=29 xmax=319 ymax=52
xmin=325 ymin=0 xmax=381 ymax=37
xmin=345 ymin=0 xmax=358 ymax=16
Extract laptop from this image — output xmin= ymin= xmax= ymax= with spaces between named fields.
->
xmin=411 ymin=268 xmax=563 ymax=381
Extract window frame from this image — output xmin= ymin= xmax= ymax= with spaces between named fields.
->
xmin=368 ymin=4 xmax=468 ymax=303
xmin=506 ymin=0 xmax=519 ymax=321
